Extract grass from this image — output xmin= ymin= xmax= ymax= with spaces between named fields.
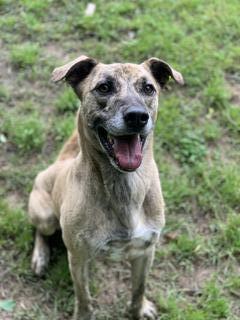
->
xmin=0 ymin=199 xmax=32 ymax=251
xmin=54 ymin=114 xmax=76 ymax=142
xmin=0 ymin=0 xmax=240 ymax=319
xmin=158 ymin=280 xmax=229 ymax=320
xmin=10 ymin=43 xmax=40 ymax=68
xmin=0 ymin=85 xmax=10 ymax=102
xmin=2 ymin=112 xmax=45 ymax=153
xmin=215 ymin=213 xmax=240 ymax=258
xmin=55 ymin=87 xmax=79 ymax=114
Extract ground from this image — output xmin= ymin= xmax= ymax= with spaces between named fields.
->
xmin=0 ymin=0 xmax=240 ymax=319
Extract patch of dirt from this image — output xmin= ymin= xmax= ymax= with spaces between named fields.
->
xmin=226 ymin=74 xmax=240 ymax=106
xmin=44 ymin=43 xmax=67 ymax=60
xmin=96 ymin=260 xmax=131 ymax=305
xmin=0 ymin=247 xmax=132 ymax=320
xmin=207 ymin=134 xmax=237 ymax=164
xmin=0 ymin=55 xmax=15 ymax=91
xmin=178 ymin=266 xmax=215 ymax=295
xmin=0 ymin=249 xmax=47 ymax=320
xmin=230 ymin=83 xmax=240 ymax=105
xmin=5 ymin=192 xmax=24 ymax=209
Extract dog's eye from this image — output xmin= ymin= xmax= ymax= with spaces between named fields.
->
xmin=143 ymin=84 xmax=155 ymax=95
xmin=96 ymin=83 xmax=112 ymax=94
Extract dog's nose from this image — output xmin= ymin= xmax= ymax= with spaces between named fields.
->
xmin=124 ymin=107 xmax=149 ymax=129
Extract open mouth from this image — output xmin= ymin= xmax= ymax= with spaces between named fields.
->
xmin=97 ymin=127 xmax=146 ymax=172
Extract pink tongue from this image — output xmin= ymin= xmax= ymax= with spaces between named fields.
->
xmin=113 ymin=135 xmax=142 ymax=171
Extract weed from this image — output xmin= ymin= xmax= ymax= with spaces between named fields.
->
xmin=188 ymin=161 xmax=240 ymax=216
xmin=21 ymin=12 xmax=44 ymax=34
xmin=216 ymin=213 xmax=240 ymax=258
xmin=202 ymin=119 xmax=222 ymax=142
xmin=225 ymin=275 xmax=240 ymax=296
xmin=0 ymin=165 xmax=41 ymax=196
xmin=169 ymin=234 xmax=204 ymax=263
xmin=0 ymin=199 xmax=32 ymax=251
xmin=0 ymin=85 xmax=10 ymax=102
xmin=10 ymin=43 xmax=40 ymax=68
xmin=158 ymin=280 xmax=229 ymax=320
xmin=161 ymin=168 xmax=193 ymax=214
xmin=203 ymin=73 xmax=230 ymax=110
xmin=3 ymin=113 xmax=45 ymax=153
xmin=223 ymin=104 xmax=240 ymax=136
xmin=0 ymin=15 xmax=18 ymax=32
xmin=176 ymin=131 xmax=207 ymax=165
xmin=201 ymin=280 xmax=229 ymax=319
xmin=21 ymin=0 xmax=51 ymax=16
xmin=156 ymin=97 xmax=207 ymax=165
xmin=54 ymin=114 xmax=75 ymax=142
xmin=156 ymin=96 xmax=188 ymax=150
xmin=55 ymin=87 xmax=79 ymax=113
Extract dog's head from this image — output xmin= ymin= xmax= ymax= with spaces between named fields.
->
xmin=52 ymin=56 xmax=183 ymax=172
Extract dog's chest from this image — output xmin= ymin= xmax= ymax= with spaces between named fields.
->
xmin=99 ymin=222 xmax=160 ymax=261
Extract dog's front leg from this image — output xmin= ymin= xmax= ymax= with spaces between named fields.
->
xmin=68 ymin=251 xmax=94 ymax=320
xmin=130 ymin=246 xmax=158 ymax=320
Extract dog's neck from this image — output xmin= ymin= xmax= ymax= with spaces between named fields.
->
xmin=76 ymin=124 xmax=153 ymax=229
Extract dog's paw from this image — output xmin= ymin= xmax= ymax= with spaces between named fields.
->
xmin=31 ymin=244 xmax=50 ymax=276
xmin=73 ymin=304 xmax=95 ymax=320
xmin=73 ymin=311 xmax=95 ymax=320
xmin=73 ymin=315 xmax=95 ymax=320
xmin=132 ymin=298 xmax=158 ymax=320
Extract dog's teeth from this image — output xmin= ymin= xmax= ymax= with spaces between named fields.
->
xmin=107 ymin=134 xmax=114 ymax=145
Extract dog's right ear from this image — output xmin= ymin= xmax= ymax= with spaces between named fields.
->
xmin=143 ymin=58 xmax=184 ymax=88
xmin=52 ymin=55 xmax=97 ymax=87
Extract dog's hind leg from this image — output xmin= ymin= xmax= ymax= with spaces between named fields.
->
xmin=28 ymin=188 xmax=59 ymax=276
xmin=31 ymin=230 xmax=50 ymax=276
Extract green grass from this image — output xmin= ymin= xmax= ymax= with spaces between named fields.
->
xmin=55 ymin=87 xmax=79 ymax=113
xmin=158 ymin=280 xmax=230 ymax=320
xmin=10 ymin=43 xmax=40 ymax=68
xmin=0 ymin=0 xmax=240 ymax=319
xmin=215 ymin=213 xmax=240 ymax=258
xmin=0 ymin=85 xmax=10 ymax=102
xmin=0 ymin=199 xmax=32 ymax=251
xmin=2 ymin=112 xmax=45 ymax=153
xmin=54 ymin=114 xmax=76 ymax=142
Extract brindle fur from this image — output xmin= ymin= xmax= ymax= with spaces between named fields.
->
xmin=28 ymin=55 xmax=183 ymax=320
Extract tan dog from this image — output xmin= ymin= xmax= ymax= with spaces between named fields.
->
xmin=28 ymin=56 xmax=183 ymax=320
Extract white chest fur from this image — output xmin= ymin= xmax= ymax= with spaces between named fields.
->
xmin=100 ymin=220 xmax=161 ymax=261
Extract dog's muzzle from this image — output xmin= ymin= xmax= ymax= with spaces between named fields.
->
xmin=96 ymin=105 xmax=151 ymax=172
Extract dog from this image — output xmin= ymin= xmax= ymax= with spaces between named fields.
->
xmin=28 ymin=55 xmax=183 ymax=320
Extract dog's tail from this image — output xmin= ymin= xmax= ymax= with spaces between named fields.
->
xmin=57 ymin=129 xmax=80 ymax=161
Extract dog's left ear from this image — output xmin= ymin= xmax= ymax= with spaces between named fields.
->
xmin=143 ymin=57 xmax=184 ymax=88
xmin=52 ymin=55 xmax=97 ymax=87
